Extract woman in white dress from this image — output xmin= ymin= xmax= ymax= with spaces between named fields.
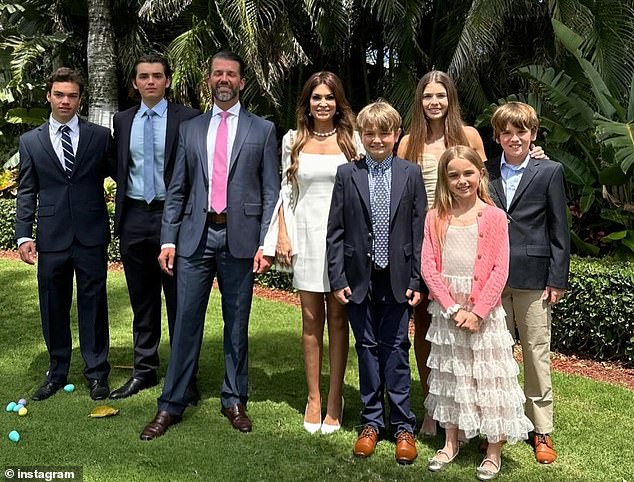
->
xmin=264 ymin=72 xmax=362 ymax=434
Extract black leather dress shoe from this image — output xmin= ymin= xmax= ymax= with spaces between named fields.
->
xmin=32 ymin=381 xmax=64 ymax=401
xmin=140 ymin=410 xmax=181 ymax=440
xmin=184 ymin=382 xmax=201 ymax=406
xmin=88 ymin=379 xmax=110 ymax=400
xmin=109 ymin=377 xmax=158 ymax=399
xmin=221 ymin=403 xmax=252 ymax=432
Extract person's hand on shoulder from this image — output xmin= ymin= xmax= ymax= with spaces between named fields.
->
xmin=529 ymin=144 xmax=548 ymax=159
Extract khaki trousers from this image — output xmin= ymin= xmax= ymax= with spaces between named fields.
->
xmin=502 ymin=287 xmax=553 ymax=434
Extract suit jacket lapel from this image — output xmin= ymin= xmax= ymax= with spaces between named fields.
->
xmin=164 ymin=102 xmax=179 ymax=173
xmin=74 ymin=119 xmax=94 ymax=175
xmin=197 ymin=112 xmax=213 ymax=183
xmin=119 ymin=108 xmax=135 ymax=185
xmin=508 ymin=158 xmax=538 ymax=211
xmin=229 ymin=107 xmax=252 ymax=176
xmin=487 ymin=158 xmax=508 ymax=210
xmin=351 ymin=159 xmax=371 ymax=219
xmin=36 ymin=123 xmax=66 ymax=177
xmin=389 ymin=160 xmax=406 ymax=223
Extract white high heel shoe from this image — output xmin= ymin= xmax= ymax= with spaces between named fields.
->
xmin=320 ymin=397 xmax=344 ymax=435
xmin=303 ymin=400 xmax=322 ymax=434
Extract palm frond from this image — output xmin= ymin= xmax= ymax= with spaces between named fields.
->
xmin=595 ymin=115 xmax=634 ymax=173
xmin=139 ymin=0 xmax=193 ymax=22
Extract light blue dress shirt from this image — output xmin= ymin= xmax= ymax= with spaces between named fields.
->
xmin=127 ymin=98 xmax=168 ymax=201
xmin=500 ymin=153 xmax=530 ymax=209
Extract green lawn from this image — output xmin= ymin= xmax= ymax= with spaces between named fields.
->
xmin=0 ymin=258 xmax=632 ymax=481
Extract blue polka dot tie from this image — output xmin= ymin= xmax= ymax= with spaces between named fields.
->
xmin=370 ymin=161 xmax=390 ymax=268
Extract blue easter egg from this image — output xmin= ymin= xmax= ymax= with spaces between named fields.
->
xmin=17 ymin=399 xmax=27 ymax=406
xmin=8 ymin=430 xmax=20 ymax=442
xmin=6 ymin=402 xmax=16 ymax=412
xmin=12 ymin=404 xmax=23 ymax=413
xmin=63 ymin=384 xmax=75 ymax=393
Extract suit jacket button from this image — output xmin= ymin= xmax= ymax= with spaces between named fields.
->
xmin=367 ymin=253 xmax=371 ymax=258
xmin=473 ymin=275 xmax=478 ymax=281
xmin=479 ymin=233 xmax=484 ymax=238
xmin=477 ymin=211 xmax=482 ymax=217
xmin=477 ymin=254 xmax=482 ymax=259
xmin=469 ymin=296 xmax=475 ymax=302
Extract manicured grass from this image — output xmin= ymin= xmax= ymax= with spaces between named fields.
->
xmin=0 ymin=258 xmax=632 ymax=481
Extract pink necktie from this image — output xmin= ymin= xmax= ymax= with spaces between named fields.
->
xmin=211 ymin=111 xmax=229 ymax=213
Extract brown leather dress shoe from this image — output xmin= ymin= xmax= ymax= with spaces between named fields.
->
xmin=353 ymin=425 xmax=379 ymax=458
xmin=534 ymin=433 xmax=557 ymax=464
xmin=140 ymin=410 xmax=181 ymax=441
xmin=221 ymin=403 xmax=252 ymax=432
xmin=395 ymin=431 xmax=417 ymax=464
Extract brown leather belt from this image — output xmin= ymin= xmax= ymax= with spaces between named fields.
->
xmin=207 ymin=212 xmax=227 ymax=224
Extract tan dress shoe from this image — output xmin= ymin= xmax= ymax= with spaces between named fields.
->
xmin=140 ymin=410 xmax=181 ymax=440
xmin=395 ymin=431 xmax=417 ymax=464
xmin=353 ymin=426 xmax=378 ymax=458
xmin=534 ymin=433 xmax=557 ymax=464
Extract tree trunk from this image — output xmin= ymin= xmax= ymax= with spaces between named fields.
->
xmin=86 ymin=0 xmax=118 ymax=129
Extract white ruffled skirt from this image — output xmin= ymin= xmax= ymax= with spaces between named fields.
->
xmin=425 ymin=274 xmax=534 ymax=444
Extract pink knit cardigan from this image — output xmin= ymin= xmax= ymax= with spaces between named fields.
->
xmin=422 ymin=204 xmax=509 ymax=320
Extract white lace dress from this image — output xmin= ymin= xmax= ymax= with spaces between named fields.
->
xmin=425 ymin=224 xmax=533 ymax=443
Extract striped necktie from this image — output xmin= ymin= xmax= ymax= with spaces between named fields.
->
xmin=59 ymin=125 xmax=74 ymax=177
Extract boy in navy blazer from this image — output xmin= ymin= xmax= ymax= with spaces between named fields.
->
xmin=486 ymin=102 xmax=570 ymax=464
xmin=327 ymin=100 xmax=426 ymax=464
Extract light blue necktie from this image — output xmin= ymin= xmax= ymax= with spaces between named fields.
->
xmin=143 ymin=109 xmax=157 ymax=203
xmin=59 ymin=125 xmax=74 ymax=177
xmin=370 ymin=161 xmax=390 ymax=268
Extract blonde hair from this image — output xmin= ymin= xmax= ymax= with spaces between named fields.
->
xmin=356 ymin=99 xmax=401 ymax=133
xmin=491 ymin=101 xmax=539 ymax=139
xmin=403 ymin=71 xmax=469 ymax=162
xmin=433 ymin=145 xmax=494 ymax=246
xmin=287 ymin=71 xmax=357 ymax=190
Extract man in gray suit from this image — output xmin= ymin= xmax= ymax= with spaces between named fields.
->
xmin=140 ymin=51 xmax=279 ymax=440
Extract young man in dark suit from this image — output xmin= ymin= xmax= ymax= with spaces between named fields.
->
xmin=486 ymin=102 xmax=570 ymax=464
xmin=140 ymin=51 xmax=279 ymax=440
xmin=109 ymin=55 xmax=200 ymax=401
xmin=327 ymin=100 xmax=426 ymax=464
xmin=16 ymin=68 xmax=112 ymax=401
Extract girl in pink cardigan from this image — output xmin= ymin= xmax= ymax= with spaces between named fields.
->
xmin=422 ymin=146 xmax=532 ymax=481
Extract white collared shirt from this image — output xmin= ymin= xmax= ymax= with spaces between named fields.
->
xmin=206 ymin=102 xmax=241 ymax=211
xmin=48 ymin=114 xmax=80 ymax=169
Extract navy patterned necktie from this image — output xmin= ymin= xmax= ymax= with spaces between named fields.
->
xmin=59 ymin=125 xmax=74 ymax=177
xmin=370 ymin=160 xmax=390 ymax=268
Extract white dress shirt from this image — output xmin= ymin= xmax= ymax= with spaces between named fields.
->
xmin=48 ymin=114 xmax=80 ymax=170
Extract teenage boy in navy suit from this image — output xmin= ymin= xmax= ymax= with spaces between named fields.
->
xmin=327 ymin=100 xmax=426 ymax=464
xmin=16 ymin=68 xmax=112 ymax=401
xmin=486 ymin=102 xmax=570 ymax=464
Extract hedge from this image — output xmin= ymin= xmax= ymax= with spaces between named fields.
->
xmin=552 ymin=256 xmax=634 ymax=367
xmin=0 ymin=198 xmax=120 ymax=260
xmin=0 ymin=198 xmax=631 ymax=366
